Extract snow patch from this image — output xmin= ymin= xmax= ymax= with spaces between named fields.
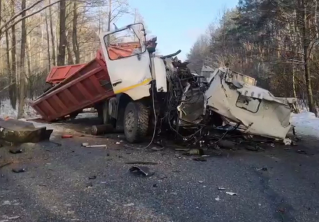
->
xmin=0 ymin=99 xmax=38 ymax=119
xmin=291 ymin=111 xmax=319 ymax=138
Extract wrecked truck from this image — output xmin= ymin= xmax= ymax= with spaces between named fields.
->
xmin=31 ymin=22 xmax=295 ymax=143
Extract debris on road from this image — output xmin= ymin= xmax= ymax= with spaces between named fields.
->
xmin=226 ymin=192 xmax=237 ymax=196
xmin=125 ymin=161 xmax=158 ymax=165
xmin=81 ymin=143 xmax=107 ymax=148
xmin=91 ymin=124 xmax=114 ymax=135
xmin=192 ymin=157 xmax=207 ymax=162
xmin=123 ymin=203 xmax=135 ymax=207
xmin=218 ymin=187 xmax=226 ymax=191
xmin=183 ymin=149 xmax=204 ymax=156
xmin=61 ymin=134 xmax=73 ymax=139
xmin=257 ymin=167 xmax=268 ymax=171
xmin=12 ymin=168 xmax=26 ymax=173
xmin=215 ymin=196 xmax=221 ymax=201
xmin=9 ymin=149 xmax=23 ymax=154
xmin=151 ymin=147 xmax=165 ymax=152
xmin=88 ymin=175 xmax=97 ymax=180
xmin=296 ymin=149 xmax=308 ymax=155
xmin=0 ymin=118 xmax=52 ymax=144
xmin=129 ymin=166 xmax=155 ymax=177
xmin=0 ymin=162 xmax=13 ymax=169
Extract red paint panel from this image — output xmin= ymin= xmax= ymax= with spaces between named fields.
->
xmin=31 ymin=58 xmax=115 ymax=122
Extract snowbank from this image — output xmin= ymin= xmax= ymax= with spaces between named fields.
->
xmin=0 ymin=99 xmax=38 ymax=119
xmin=291 ymin=111 xmax=319 ymax=138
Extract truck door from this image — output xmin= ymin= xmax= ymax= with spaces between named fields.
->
xmin=100 ymin=23 xmax=152 ymax=95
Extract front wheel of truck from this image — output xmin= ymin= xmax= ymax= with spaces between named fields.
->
xmin=124 ymin=101 xmax=149 ymax=143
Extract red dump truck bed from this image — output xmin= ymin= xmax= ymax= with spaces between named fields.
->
xmin=46 ymin=64 xmax=86 ymax=85
xmin=31 ymin=58 xmax=114 ymax=122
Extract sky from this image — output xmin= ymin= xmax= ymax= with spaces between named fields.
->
xmin=117 ymin=0 xmax=238 ymax=60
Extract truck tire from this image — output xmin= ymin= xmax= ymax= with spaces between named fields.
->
xmin=124 ymin=101 xmax=149 ymax=143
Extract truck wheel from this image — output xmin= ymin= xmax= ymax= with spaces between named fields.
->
xmin=124 ymin=101 xmax=149 ymax=143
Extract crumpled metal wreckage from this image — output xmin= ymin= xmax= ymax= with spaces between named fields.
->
xmin=174 ymin=67 xmax=296 ymax=144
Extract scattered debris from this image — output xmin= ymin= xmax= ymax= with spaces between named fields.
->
xmin=0 ymin=118 xmax=52 ymax=143
xmin=115 ymin=142 xmax=121 ymax=145
xmin=245 ymin=145 xmax=262 ymax=152
xmin=89 ymin=176 xmax=97 ymax=180
xmin=226 ymin=192 xmax=237 ymax=196
xmin=215 ymin=196 xmax=220 ymax=201
xmin=183 ymin=149 xmax=204 ymax=156
xmin=123 ymin=203 xmax=135 ymax=207
xmin=175 ymin=148 xmax=190 ymax=152
xmin=61 ymin=134 xmax=73 ymax=139
xmin=218 ymin=187 xmax=226 ymax=191
xmin=198 ymin=181 xmax=204 ymax=184
xmin=82 ymin=143 xmax=107 ymax=148
xmin=125 ymin=161 xmax=158 ymax=165
xmin=151 ymin=147 xmax=165 ymax=152
xmin=218 ymin=140 xmax=236 ymax=150
xmin=283 ymin=138 xmax=292 ymax=145
xmin=192 ymin=157 xmax=207 ymax=162
xmin=0 ymin=162 xmax=12 ymax=169
xmin=257 ymin=167 xmax=268 ymax=171
xmin=129 ymin=166 xmax=155 ymax=177
xmin=296 ymin=149 xmax=307 ymax=155
xmin=86 ymin=182 xmax=93 ymax=188
xmin=12 ymin=168 xmax=26 ymax=173
xmin=9 ymin=149 xmax=23 ymax=154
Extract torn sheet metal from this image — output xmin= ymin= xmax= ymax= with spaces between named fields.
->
xmin=205 ymin=67 xmax=293 ymax=139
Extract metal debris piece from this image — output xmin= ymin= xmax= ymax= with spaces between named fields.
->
xmin=125 ymin=161 xmax=158 ymax=165
xmin=129 ymin=166 xmax=154 ymax=177
xmin=89 ymin=176 xmax=97 ymax=180
xmin=61 ymin=134 xmax=73 ymax=139
xmin=183 ymin=149 xmax=204 ymax=156
xmin=226 ymin=192 xmax=237 ymax=196
xmin=9 ymin=149 xmax=23 ymax=154
xmin=82 ymin=143 xmax=107 ymax=148
xmin=215 ymin=196 xmax=220 ymax=201
xmin=12 ymin=168 xmax=26 ymax=173
xmin=193 ymin=157 xmax=207 ymax=162
xmin=218 ymin=187 xmax=226 ymax=190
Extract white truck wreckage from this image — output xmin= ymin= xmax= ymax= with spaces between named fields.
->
xmin=26 ymin=23 xmax=297 ymax=147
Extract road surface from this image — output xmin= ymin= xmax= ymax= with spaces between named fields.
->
xmin=0 ymin=114 xmax=318 ymax=222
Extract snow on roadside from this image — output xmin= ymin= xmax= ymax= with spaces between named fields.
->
xmin=0 ymin=99 xmax=38 ymax=119
xmin=291 ymin=111 xmax=319 ymax=138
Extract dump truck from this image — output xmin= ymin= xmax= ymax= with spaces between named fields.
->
xmin=31 ymin=22 xmax=296 ymax=143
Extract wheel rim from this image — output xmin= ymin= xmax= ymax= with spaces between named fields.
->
xmin=125 ymin=110 xmax=135 ymax=133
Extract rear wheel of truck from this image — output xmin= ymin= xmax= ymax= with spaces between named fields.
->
xmin=124 ymin=101 xmax=149 ymax=143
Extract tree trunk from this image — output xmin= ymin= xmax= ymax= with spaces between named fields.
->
xmin=292 ymin=65 xmax=297 ymax=99
xmin=18 ymin=0 xmax=27 ymax=119
xmin=5 ymin=25 xmax=11 ymax=99
xmin=57 ymin=0 xmax=66 ymax=66
xmin=66 ymin=40 xmax=74 ymax=64
xmin=49 ymin=0 xmax=56 ymax=66
xmin=300 ymin=0 xmax=316 ymax=115
xmin=10 ymin=1 xmax=17 ymax=110
xmin=72 ymin=1 xmax=80 ymax=64
xmin=45 ymin=11 xmax=51 ymax=70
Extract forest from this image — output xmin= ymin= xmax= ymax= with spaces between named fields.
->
xmin=187 ymin=0 xmax=319 ymax=115
xmin=0 ymin=0 xmax=144 ymax=118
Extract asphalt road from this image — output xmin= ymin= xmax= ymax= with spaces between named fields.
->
xmin=1 ymin=115 xmax=319 ymax=222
